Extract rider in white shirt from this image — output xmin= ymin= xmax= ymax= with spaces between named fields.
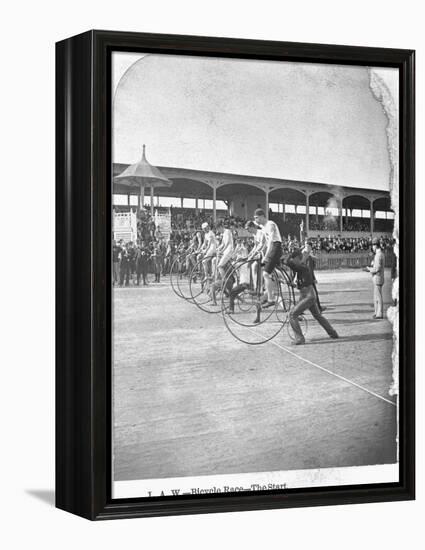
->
xmin=253 ymin=208 xmax=283 ymax=306
xmin=217 ymin=221 xmax=234 ymax=279
xmin=200 ymin=222 xmax=217 ymax=282
xmin=245 ymin=220 xmax=266 ymax=290
xmin=247 ymin=222 xmax=266 ymax=261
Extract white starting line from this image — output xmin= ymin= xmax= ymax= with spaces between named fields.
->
xmin=261 ymin=333 xmax=397 ymax=407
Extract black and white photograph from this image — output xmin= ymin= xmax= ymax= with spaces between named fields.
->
xmin=111 ymin=52 xmax=400 ymax=498
xmin=1 ymin=0 xmax=421 ymax=542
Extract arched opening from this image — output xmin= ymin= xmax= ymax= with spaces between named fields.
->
xmin=154 ymin=178 xmax=228 ymax=231
xmin=373 ymin=196 xmax=394 ymax=234
xmin=268 ymin=187 xmax=307 ymax=238
xmin=309 ymin=191 xmax=341 ymax=233
xmin=343 ymin=195 xmax=372 ymax=233
xmin=217 ymin=182 xmax=270 ymax=220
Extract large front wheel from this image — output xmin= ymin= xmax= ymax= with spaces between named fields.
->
xmin=170 ymin=255 xmax=185 ymax=298
xmin=189 ymin=256 xmax=230 ymax=314
xmin=220 ymin=259 xmax=293 ymax=345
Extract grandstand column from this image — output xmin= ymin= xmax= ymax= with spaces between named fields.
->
xmin=370 ymin=198 xmax=374 ymax=235
xmin=139 ymin=184 xmax=145 ymax=213
xmin=195 ymin=198 xmax=199 ymax=215
xmin=150 ymin=186 xmax=154 ymax=216
xmin=265 ymin=189 xmax=269 ymax=215
xmin=305 ymin=193 xmax=310 ymax=236
xmin=202 ymin=179 xmax=223 ymax=223
xmin=282 ymin=201 xmax=286 ymax=222
xmin=213 ymin=185 xmax=217 ymax=222
xmin=339 ymin=199 xmax=343 ymax=232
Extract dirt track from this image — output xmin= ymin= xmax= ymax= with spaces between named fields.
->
xmin=112 ymin=269 xmax=396 ymax=481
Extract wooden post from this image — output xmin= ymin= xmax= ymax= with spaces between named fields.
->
xmin=150 ymin=186 xmax=154 ymax=216
xmin=305 ymin=194 xmax=309 ymax=236
xmin=213 ymin=186 xmax=217 ymax=223
xmin=140 ymin=183 xmax=145 ymax=213
xmin=370 ymin=199 xmax=374 ymax=235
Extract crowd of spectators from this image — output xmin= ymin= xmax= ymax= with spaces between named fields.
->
xmin=306 ymin=235 xmax=394 ymax=253
xmin=118 ymin=204 xmax=393 ymax=243
xmin=113 ymin=206 xmax=395 ymax=286
xmin=112 ymin=238 xmax=170 ymax=287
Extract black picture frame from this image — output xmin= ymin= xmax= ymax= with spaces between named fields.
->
xmin=56 ymin=30 xmax=415 ymax=520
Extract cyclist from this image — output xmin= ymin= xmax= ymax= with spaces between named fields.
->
xmin=253 ymin=208 xmax=282 ymax=307
xmin=216 ymin=221 xmax=234 ymax=279
xmin=200 ymin=222 xmax=217 ymax=287
xmin=285 ymin=248 xmax=338 ymax=345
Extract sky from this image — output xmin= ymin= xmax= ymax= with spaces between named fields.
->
xmin=112 ymin=52 xmax=398 ymax=192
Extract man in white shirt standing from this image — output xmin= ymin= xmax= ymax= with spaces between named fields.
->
xmin=364 ymin=237 xmax=385 ymax=319
xmin=253 ymin=208 xmax=283 ymax=307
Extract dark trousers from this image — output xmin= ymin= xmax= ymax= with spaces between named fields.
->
xmin=312 ymin=282 xmax=322 ymax=310
xmin=136 ymin=266 xmax=148 ymax=285
xmin=113 ymin=262 xmax=120 ymax=285
xmin=120 ymin=263 xmax=131 ymax=286
xmin=289 ymin=285 xmax=336 ymax=342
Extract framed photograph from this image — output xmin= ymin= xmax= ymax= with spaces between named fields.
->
xmin=56 ymin=30 xmax=415 ymax=520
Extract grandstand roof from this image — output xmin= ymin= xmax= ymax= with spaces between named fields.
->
xmin=113 ymin=56 xmax=396 ymax=191
xmin=113 ymin=163 xmax=391 ymax=209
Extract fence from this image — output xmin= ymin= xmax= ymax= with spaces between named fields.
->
xmin=314 ymin=251 xmax=394 ymax=270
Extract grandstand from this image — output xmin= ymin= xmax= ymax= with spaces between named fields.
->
xmin=113 ymin=163 xmax=394 ymax=240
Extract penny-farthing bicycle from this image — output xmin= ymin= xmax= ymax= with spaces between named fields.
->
xmin=170 ymin=251 xmax=188 ymax=298
xmin=176 ymin=250 xmax=200 ymax=301
xmin=188 ymin=254 xmax=233 ymax=314
xmin=220 ymin=257 xmax=298 ymax=345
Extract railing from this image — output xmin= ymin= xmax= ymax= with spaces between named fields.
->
xmin=314 ymin=251 xmax=394 ymax=270
xmin=307 ymin=230 xmax=393 ymax=239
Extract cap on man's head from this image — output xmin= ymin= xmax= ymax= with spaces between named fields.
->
xmin=254 ymin=208 xmax=265 ymax=217
xmin=372 ymin=237 xmax=380 ymax=245
xmin=201 ymin=222 xmax=209 ymax=230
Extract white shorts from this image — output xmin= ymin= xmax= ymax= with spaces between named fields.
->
xmin=218 ymin=250 xmax=233 ymax=268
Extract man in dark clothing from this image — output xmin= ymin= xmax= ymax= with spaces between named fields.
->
xmin=135 ymin=241 xmax=150 ymax=285
xmin=112 ymin=240 xmax=122 ymax=285
xmin=285 ymin=249 xmax=338 ymax=345
xmin=302 ymin=241 xmax=325 ymax=312
xmin=119 ymin=243 xmax=131 ymax=287
xmin=151 ymin=243 xmax=163 ymax=282
xmin=127 ymin=242 xmax=136 ymax=281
